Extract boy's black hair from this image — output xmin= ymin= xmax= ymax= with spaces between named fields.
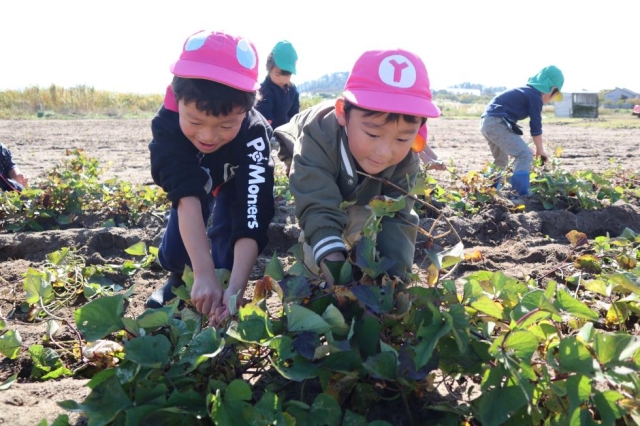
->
xmin=172 ymin=76 xmax=257 ymax=116
xmin=343 ymin=100 xmax=427 ymax=126
xmin=266 ymin=53 xmax=292 ymax=76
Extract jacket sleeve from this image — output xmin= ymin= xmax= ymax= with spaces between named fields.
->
xmin=283 ymin=112 xmax=349 ymax=265
xmin=225 ymin=115 xmax=275 ymax=254
xmin=256 ymin=83 xmax=275 ymax=124
xmin=0 ymin=144 xmax=16 ymax=174
xmin=149 ymin=108 xmax=210 ymax=207
xmin=527 ymin=94 xmax=544 ymax=136
xmin=288 ymin=87 xmax=300 ymax=120
xmin=377 ymin=152 xmax=421 ymax=279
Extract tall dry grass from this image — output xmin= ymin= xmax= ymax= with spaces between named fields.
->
xmin=2 ymin=86 xmax=637 ymax=124
xmin=0 ymin=85 xmax=163 ymax=119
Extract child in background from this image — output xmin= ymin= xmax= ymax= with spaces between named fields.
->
xmin=274 ymin=49 xmax=440 ymax=283
xmin=480 ymin=65 xmax=564 ymax=197
xmin=256 ymin=40 xmax=300 ymax=129
xmin=414 ymin=124 xmax=447 ymax=171
xmin=0 ymin=142 xmax=28 ymax=191
xmin=146 ymin=30 xmax=275 ymax=325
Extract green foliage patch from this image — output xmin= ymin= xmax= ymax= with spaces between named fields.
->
xmin=0 ymin=149 xmax=169 ymax=231
xmin=1 ymin=147 xmax=640 ymax=425
xmin=4 ymin=208 xmax=634 ymax=425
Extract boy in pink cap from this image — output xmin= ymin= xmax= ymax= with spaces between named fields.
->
xmin=414 ymin=124 xmax=447 ymax=171
xmin=147 ymin=30 xmax=275 ymax=325
xmin=274 ymin=49 xmax=440 ymax=282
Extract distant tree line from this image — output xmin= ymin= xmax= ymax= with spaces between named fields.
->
xmin=296 ymin=73 xmax=507 ymax=104
xmin=297 ymin=72 xmax=349 ymax=97
xmin=447 ymin=82 xmax=508 ymax=95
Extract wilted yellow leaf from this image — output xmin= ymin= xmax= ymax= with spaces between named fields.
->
xmin=252 ymin=275 xmax=274 ymax=302
xmin=464 ymin=250 xmax=483 ymax=262
xmin=574 ymin=254 xmax=602 ymax=274
xmin=616 ymin=254 xmax=636 ymax=270
xmin=606 ymin=303 xmax=628 ymax=326
xmin=566 ymin=230 xmax=588 ymax=248
xmin=554 ymin=147 xmax=563 ymax=158
xmin=426 ymin=263 xmax=439 ymax=287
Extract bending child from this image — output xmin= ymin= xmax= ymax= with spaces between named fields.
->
xmin=256 ymin=40 xmax=300 ymax=130
xmin=275 ymin=49 xmax=440 ymax=283
xmin=480 ymin=65 xmax=564 ymax=196
xmin=147 ymin=30 xmax=275 ymax=325
xmin=0 ymin=142 xmax=28 ymax=191
xmin=414 ymin=124 xmax=447 ymax=171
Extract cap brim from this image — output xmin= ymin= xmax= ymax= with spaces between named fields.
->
xmin=343 ymin=90 xmax=441 ymax=118
xmin=274 ymin=59 xmax=296 ymax=74
xmin=170 ymin=60 xmax=260 ymax=92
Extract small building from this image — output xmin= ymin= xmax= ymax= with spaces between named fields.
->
xmin=554 ymin=90 xmax=599 ymax=118
xmin=604 ymin=87 xmax=640 ymax=103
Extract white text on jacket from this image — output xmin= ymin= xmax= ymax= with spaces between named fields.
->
xmin=246 ymin=137 xmax=266 ymax=229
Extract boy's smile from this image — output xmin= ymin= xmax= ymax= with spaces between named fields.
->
xmin=178 ymin=100 xmax=246 ymax=154
xmin=336 ymin=104 xmax=421 ymax=175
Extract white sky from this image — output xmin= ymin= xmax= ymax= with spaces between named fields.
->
xmin=2 ymin=1 xmax=638 ymax=95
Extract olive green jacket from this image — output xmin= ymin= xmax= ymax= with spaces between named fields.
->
xmin=274 ymin=101 xmax=420 ymax=279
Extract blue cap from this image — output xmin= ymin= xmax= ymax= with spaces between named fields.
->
xmin=527 ymin=65 xmax=564 ymax=95
xmin=272 ymin=40 xmax=298 ymax=74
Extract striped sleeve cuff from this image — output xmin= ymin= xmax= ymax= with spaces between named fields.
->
xmin=312 ymin=236 xmax=347 ymax=266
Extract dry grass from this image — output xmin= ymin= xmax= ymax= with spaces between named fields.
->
xmin=0 ymin=85 xmax=162 ymax=119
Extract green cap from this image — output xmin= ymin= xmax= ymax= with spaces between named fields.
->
xmin=527 ymin=65 xmax=564 ymax=94
xmin=272 ymin=40 xmax=298 ymax=74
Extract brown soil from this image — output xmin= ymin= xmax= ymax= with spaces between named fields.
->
xmin=0 ymin=117 xmax=639 ymax=425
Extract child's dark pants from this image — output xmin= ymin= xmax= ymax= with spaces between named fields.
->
xmin=158 ymin=191 xmax=235 ymax=274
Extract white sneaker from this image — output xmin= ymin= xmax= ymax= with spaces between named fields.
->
xmin=495 ymin=192 xmax=530 ymax=208
xmin=507 ymin=193 xmax=530 ymax=206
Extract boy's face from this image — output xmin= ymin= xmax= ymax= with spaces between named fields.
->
xmin=268 ymin=67 xmax=292 ymax=89
xmin=336 ymin=100 xmax=421 ymax=175
xmin=178 ymin=100 xmax=246 ymax=154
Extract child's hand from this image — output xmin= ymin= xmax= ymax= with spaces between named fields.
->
xmin=210 ymin=285 xmax=245 ymax=325
xmin=535 ymin=148 xmax=549 ymax=164
xmin=191 ymin=275 xmax=223 ymax=319
xmin=426 ymin=160 xmax=447 ymax=171
xmin=15 ymin=173 xmax=28 ymax=187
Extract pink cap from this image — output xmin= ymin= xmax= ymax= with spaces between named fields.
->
xmin=343 ymin=49 xmax=441 ymax=118
xmin=170 ymin=30 xmax=260 ymax=92
xmin=163 ymin=85 xmax=179 ymax=112
xmin=412 ymin=123 xmax=428 ymax=152
xmin=417 ymin=124 xmax=427 ymax=140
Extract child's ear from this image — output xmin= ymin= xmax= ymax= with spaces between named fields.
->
xmin=335 ymin=98 xmax=347 ymax=126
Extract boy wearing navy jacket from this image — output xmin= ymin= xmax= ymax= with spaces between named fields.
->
xmin=147 ymin=30 xmax=275 ymax=325
xmin=256 ymin=40 xmax=300 ymax=130
xmin=480 ymin=65 xmax=564 ymax=197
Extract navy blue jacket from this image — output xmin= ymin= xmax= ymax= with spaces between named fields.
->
xmin=481 ymin=85 xmax=544 ymax=136
xmin=149 ymin=106 xmax=275 ymax=253
xmin=256 ymin=77 xmax=300 ymax=129
xmin=0 ymin=143 xmax=16 ymax=177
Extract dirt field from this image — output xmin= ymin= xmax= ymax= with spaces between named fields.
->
xmin=1 ymin=116 xmax=639 ymax=425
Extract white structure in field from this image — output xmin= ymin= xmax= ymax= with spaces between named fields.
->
xmin=554 ymin=90 xmax=599 ymax=118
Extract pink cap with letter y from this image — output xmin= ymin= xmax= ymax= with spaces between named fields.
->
xmin=170 ymin=30 xmax=260 ymax=92
xmin=343 ymin=49 xmax=441 ymax=118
